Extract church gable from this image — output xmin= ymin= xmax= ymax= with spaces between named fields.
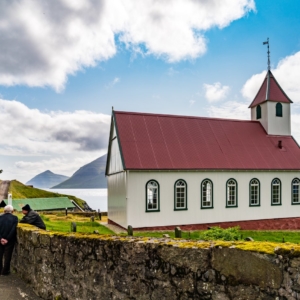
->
xmin=106 ymin=115 xmax=124 ymax=175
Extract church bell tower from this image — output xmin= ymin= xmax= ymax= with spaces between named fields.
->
xmin=249 ymin=39 xmax=292 ymax=136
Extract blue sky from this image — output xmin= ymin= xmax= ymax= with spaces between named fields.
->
xmin=1 ymin=0 xmax=300 ymax=183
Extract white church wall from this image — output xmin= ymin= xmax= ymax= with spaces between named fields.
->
xmin=251 ymin=102 xmax=268 ymax=133
xmin=267 ymin=102 xmax=291 ymax=136
xmin=126 ymin=170 xmax=300 ymax=228
xmin=251 ymin=102 xmax=291 ymax=136
xmin=107 ymin=171 xmax=127 ymax=228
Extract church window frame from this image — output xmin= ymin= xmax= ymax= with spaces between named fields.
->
xmin=226 ymin=178 xmax=238 ymax=208
xmin=249 ymin=178 xmax=260 ymax=206
xmin=271 ymin=178 xmax=281 ymax=206
xmin=256 ymin=105 xmax=261 ymax=119
xmin=174 ymin=179 xmax=187 ymax=211
xmin=145 ymin=180 xmax=160 ymax=212
xmin=201 ymin=179 xmax=213 ymax=209
xmin=276 ymin=103 xmax=283 ymax=117
xmin=292 ymin=178 xmax=300 ymax=205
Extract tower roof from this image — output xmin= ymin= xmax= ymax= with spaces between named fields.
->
xmin=248 ymin=70 xmax=292 ymax=108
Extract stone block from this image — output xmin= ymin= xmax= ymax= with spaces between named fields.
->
xmin=212 ymin=248 xmax=282 ymax=289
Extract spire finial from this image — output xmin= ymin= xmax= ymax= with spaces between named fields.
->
xmin=263 ymin=38 xmax=270 ymax=71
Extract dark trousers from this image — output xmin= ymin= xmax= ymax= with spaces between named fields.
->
xmin=0 ymin=242 xmax=15 ymax=275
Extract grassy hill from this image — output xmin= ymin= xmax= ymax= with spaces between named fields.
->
xmin=8 ymin=180 xmax=89 ymax=209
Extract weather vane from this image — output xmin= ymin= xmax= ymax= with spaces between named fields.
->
xmin=263 ymin=38 xmax=270 ymax=71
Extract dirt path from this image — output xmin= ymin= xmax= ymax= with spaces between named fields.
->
xmin=0 ymin=273 xmax=42 ymax=300
xmin=0 ymin=180 xmax=10 ymax=201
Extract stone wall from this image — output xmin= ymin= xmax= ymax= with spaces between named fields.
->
xmin=11 ymin=225 xmax=300 ymax=300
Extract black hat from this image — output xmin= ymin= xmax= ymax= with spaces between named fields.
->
xmin=22 ymin=204 xmax=31 ymax=211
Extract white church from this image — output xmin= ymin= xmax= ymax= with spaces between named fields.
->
xmin=105 ymin=69 xmax=300 ymax=230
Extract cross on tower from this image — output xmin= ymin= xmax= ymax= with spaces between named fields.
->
xmin=263 ymin=38 xmax=270 ymax=71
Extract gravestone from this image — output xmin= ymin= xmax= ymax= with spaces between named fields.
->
xmin=175 ymin=227 xmax=182 ymax=238
xmin=71 ymin=222 xmax=77 ymax=232
xmin=128 ymin=225 xmax=133 ymax=236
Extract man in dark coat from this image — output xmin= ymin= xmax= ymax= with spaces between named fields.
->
xmin=19 ymin=204 xmax=46 ymax=230
xmin=0 ymin=205 xmax=18 ymax=275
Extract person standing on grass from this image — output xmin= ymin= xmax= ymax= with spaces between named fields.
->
xmin=19 ymin=204 xmax=46 ymax=230
xmin=0 ymin=205 xmax=18 ymax=276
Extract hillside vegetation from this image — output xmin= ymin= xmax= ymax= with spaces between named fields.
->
xmin=9 ymin=180 xmax=87 ymax=209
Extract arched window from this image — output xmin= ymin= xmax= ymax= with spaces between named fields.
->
xmin=249 ymin=178 xmax=260 ymax=206
xmin=174 ymin=179 xmax=187 ymax=210
xmin=201 ymin=179 xmax=213 ymax=209
xmin=276 ymin=103 xmax=282 ymax=117
xmin=256 ymin=105 xmax=261 ymax=119
xmin=226 ymin=179 xmax=238 ymax=207
xmin=146 ymin=180 xmax=160 ymax=212
xmin=271 ymin=178 xmax=281 ymax=205
xmin=292 ymin=178 xmax=300 ymax=204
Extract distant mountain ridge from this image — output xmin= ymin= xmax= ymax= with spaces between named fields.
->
xmin=51 ymin=154 xmax=107 ymax=189
xmin=26 ymin=170 xmax=69 ymax=188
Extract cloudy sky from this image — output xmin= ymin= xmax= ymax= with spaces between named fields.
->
xmin=1 ymin=0 xmax=300 ymax=183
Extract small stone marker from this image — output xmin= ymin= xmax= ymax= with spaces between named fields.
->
xmin=71 ymin=222 xmax=77 ymax=232
xmin=175 ymin=227 xmax=182 ymax=238
xmin=98 ymin=209 xmax=102 ymax=220
xmin=65 ymin=208 xmax=68 ymax=216
xmin=128 ymin=225 xmax=133 ymax=236
xmin=244 ymin=237 xmax=254 ymax=241
xmin=90 ymin=216 xmax=95 ymax=222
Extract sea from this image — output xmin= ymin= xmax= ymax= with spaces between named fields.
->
xmin=46 ymin=188 xmax=108 ymax=212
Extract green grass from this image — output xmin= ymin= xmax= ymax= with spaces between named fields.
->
xmin=131 ymin=228 xmax=300 ymax=244
xmin=8 ymin=180 xmax=86 ymax=208
xmin=15 ymin=213 xmax=114 ymax=235
xmin=12 ymin=209 xmax=300 ymax=243
xmin=43 ymin=220 xmax=114 ymax=234
xmin=240 ymin=230 xmax=300 ymax=244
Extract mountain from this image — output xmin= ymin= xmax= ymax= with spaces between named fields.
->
xmin=26 ymin=170 xmax=69 ymax=188
xmin=51 ymin=154 xmax=107 ymax=189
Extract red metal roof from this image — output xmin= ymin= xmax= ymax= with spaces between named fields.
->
xmin=114 ymin=111 xmax=300 ymax=170
xmin=249 ymin=70 xmax=292 ymax=108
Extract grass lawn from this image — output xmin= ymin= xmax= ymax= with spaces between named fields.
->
xmin=14 ymin=212 xmax=114 ymax=235
xmin=240 ymin=230 xmax=300 ymax=244
xmin=5 ymin=209 xmax=300 ymax=243
xmin=132 ymin=229 xmax=300 ymax=244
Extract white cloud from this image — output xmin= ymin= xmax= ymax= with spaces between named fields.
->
xmin=105 ymin=77 xmax=120 ymax=88
xmin=207 ymin=100 xmax=249 ymax=120
xmin=203 ymin=82 xmax=230 ymax=102
xmin=242 ymin=51 xmax=300 ymax=104
xmin=0 ymin=0 xmax=255 ymax=91
xmin=167 ymin=67 xmax=179 ymax=77
xmin=189 ymin=99 xmax=196 ymax=106
xmin=0 ymin=98 xmax=110 ymax=181
xmin=0 ymin=99 xmax=110 ymax=156
xmin=291 ymin=114 xmax=300 ymax=145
